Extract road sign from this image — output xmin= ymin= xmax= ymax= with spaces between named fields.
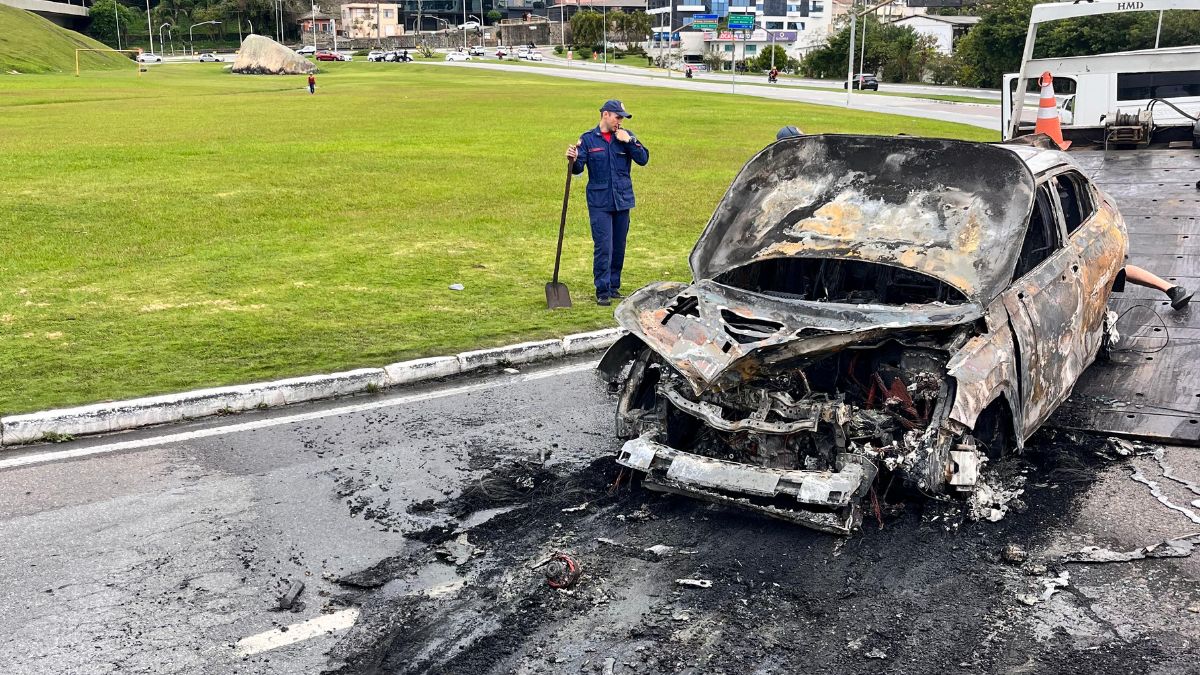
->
xmin=693 ymin=13 xmax=719 ymax=30
xmin=727 ymin=13 xmax=755 ymax=30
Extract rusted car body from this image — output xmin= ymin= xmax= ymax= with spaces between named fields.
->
xmin=600 ymin=135 xmax=1127 ymax=534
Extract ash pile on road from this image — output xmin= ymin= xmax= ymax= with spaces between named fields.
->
xmin=321 ymin=432 xmax=1177 ymax=675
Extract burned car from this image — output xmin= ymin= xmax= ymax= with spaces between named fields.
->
xmin=600 ymin=134 xmax=1127 ymax=534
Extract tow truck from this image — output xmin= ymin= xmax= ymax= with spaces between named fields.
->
xmin=1003 ymin=0 xmax=1200 ymax=448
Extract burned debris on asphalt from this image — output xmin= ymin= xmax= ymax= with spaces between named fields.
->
xmin=599 ymin=134 xmax=1129 ymax=534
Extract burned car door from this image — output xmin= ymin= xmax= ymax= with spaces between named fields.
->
xmin=1052 ymin=170 xmax=1127 ymax=361
xmin=1000 ymin=182 xmax=1086 ymax=436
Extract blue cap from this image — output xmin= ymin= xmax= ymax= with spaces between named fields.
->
xmin=600 ymin=99 xmax=632 ymax=118
xmin=776 ymin=125 xmax=803 ymax=140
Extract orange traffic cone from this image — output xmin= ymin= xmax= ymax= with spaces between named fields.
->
xmin=1034 ymin=71 xmax=1071 ymax=150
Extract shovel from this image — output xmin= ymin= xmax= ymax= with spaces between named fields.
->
xmin=546 ymin=158 xmax=574 ymax=309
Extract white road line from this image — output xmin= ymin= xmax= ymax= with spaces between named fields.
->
xmin=234 ymin=607 xmax=360 ymax=656
xmin=0 ymin=361 xmax=597 ymax=471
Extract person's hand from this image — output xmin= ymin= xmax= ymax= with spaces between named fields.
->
xmin=566 ymin=142 xmax=580 ymax=160
xmin=615 ymin=128 xmax=632 ymax=143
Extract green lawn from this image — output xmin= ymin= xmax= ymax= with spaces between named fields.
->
xmin=0 ymin=63 xmax=994 ymax=413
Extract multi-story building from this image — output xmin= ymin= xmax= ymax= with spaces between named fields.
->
xmin=646 ymin=0 xmax=832 ymax=62
xmin=341 ymin=3 xmax=403 ymax=38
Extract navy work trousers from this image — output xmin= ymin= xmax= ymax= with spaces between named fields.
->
xmin=589 ymin=208 xmax=630 ymax=297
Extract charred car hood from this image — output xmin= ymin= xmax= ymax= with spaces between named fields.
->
xmin=689 ymin=135 xmax=1037 ymax=304
xmin=615 ymin=279 xmax=983 ymax=393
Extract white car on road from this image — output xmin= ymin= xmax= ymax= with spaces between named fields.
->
xmin=516 ymin=48 xmax=530 ymax=59
xmin=468 ymin=45 xmax=486 ymax=56
xmin=527 ymin=50 xmax=543 ymax=61
xmin=197 ymin=53 xmax=221 ymax=62
xmin=445 ymin=51 xmax=472 ymax=62
xmin=136 ymin=53 xmax=163 ymax=63
xmin=458 ymin=20 xmax=480 ymax=30
xmin=296 ymin=45 xmax=317 ymax=55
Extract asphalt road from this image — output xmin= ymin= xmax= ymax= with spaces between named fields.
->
xmin=2 ymin=356 xmax=1199 ymax=674
xmin=434 ymin=59 xmax=1008 ymax=131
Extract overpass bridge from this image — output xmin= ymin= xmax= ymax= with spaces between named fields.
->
xmin=1 ymin=0 xmax=89 ymax=29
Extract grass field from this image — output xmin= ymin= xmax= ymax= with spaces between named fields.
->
xmin=0 ymin=3 xmax=131 ymax=73
xmin=0 ymin=62 xmax=995 ymax=413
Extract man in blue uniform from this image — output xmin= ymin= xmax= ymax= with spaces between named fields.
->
xmin=566 ymin=99 xmax=650 ymax=306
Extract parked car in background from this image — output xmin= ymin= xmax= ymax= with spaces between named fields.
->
xmin=136 ymin=53 xmax=163 ymax=63
xmin=445 ymin=51 xmax=471 ymax=62
xmin=843 ymin=73 xmax=879 ymax=90
xmin=495 ymin=46 xmax=509 ymax=58
xmin=468 ymin=45 xmax=486 ymax=56
xmin=458 ymin=20 xmax=479 ymax=30
xmin=197 ymin=53 xmax=221 ymax=62
xmin=315 ymin=51 xmax=339 ymax=61
xmin=367 ymin=50 xmax=385 ymax=62
xmin=296 ymin=45 xmax=317 ymax=55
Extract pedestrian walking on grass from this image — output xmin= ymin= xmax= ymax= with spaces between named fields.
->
xmin=565 ymin=99 xmax=650 ymax=306
xmin=307 ymin=74 xmax=316 ymax=94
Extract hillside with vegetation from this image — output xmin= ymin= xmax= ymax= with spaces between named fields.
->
xmin=0 ymin=3 xmax=132 ymax=74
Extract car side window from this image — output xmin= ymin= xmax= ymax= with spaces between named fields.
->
xmin=1052 ymin=171 xmax=1095 ymax=235
xmin=1013 ymin=185 xmax=1061 ymax=280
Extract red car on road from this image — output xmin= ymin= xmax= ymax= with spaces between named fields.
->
xmin=315 ymin=51 xmax=343 ymax=62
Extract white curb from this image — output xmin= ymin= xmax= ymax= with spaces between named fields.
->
xmin=0 ymin=329 xmax=627 ymax=448
xmin=457 ymin=339 xmax=565 ymax=371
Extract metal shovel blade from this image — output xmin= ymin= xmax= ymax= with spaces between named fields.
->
xmin=545 ymin=281 xmax=572 ymax=309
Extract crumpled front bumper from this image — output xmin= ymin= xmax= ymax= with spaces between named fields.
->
xmin=616 ymin=437 xmax=878 ymax=535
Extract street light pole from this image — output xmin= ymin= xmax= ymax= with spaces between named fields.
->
xmin=602 ymin=2 xmax=606 ymax=71
xmin=145 ymin=0 xmax=155 ymax=54
xmin=114 ymin=3 xmax=122 ymax=51
xmin=311 ymin=0 xmax=317 ymax=51
xmin=159 ymin=23 xmax=170 ymax=56
xmin=859 ymin=7 xmax=867 ymax=83
xmin=845 ymin=1 xmax=857 ymax=106
xmin=190 ymin=21 xmax=220 ymax=55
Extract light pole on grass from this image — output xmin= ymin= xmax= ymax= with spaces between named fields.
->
xmin=190 ymin=20 xmax=220 ymax=56
xmin=114 ymin=3 xmax=122 ymax=51
xmin=469 ymin=15 xmax=481 ymax=46
xmin=145 ymin=0 xmax=155 ymax=55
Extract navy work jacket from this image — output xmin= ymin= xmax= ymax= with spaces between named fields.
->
xmin=571 ymin=126 xmax=650 ymax=211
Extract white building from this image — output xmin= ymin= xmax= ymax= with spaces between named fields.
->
xmin=891 ymin=14 xmax=979 ymax=54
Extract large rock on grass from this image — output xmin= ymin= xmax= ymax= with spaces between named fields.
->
xmin=232 ymin=34 xmax=316 ymax=75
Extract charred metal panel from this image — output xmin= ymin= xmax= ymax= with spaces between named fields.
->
xmin=945 ymin=318 xmax=1022 ymax=440
xmin=614 ymin=278 xmax=981 ymax=394
xmin=689 ymin=135 xmax=1037 ymax=303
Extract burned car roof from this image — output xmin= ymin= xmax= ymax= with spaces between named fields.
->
xmin=689 ymin=135 xmax=1038 ymax=303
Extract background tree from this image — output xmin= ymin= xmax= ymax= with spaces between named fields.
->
xmin=799 ymin=15 xmax=933 ymax=82
xmin=88 ymin=0 xmax=143 ymax=47
xmin=486 ymin=9 xmax=501 ymax=24
xmin=751 ymin=44 xmax=788 ymax=71
xmin=952 ymin=0 xmax=1035 ymax=88
xmin=569 ymin=9 xmax=602 ymax=47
